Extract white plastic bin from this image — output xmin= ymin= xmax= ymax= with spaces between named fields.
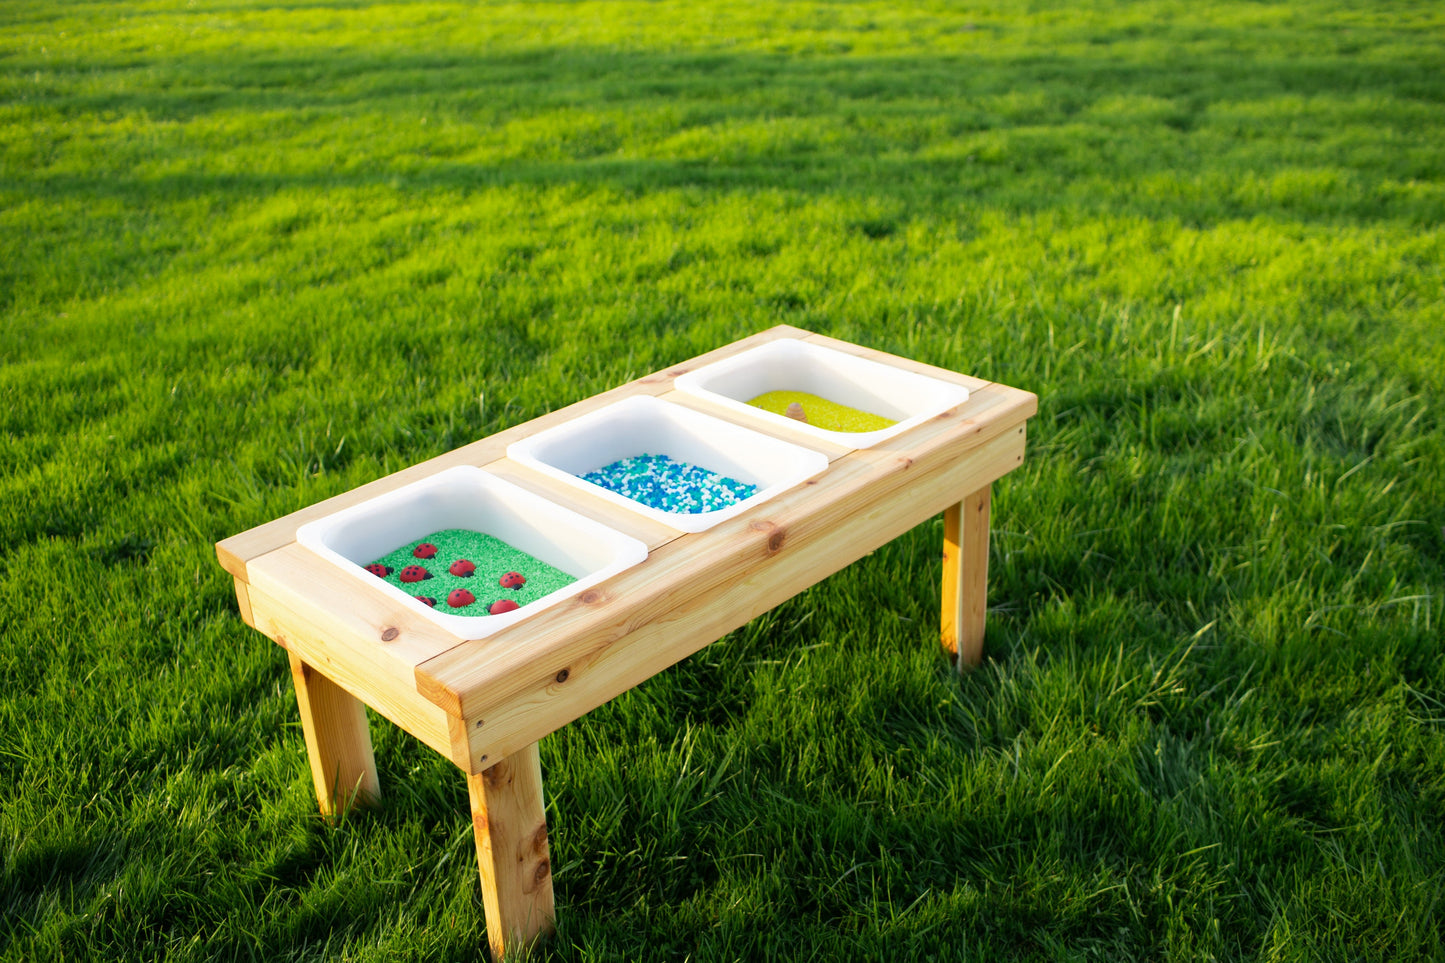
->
xmin=673 ymin=338 xmax=971 ymax=449
xmin=295 ymin=465 xmax=648 ymax=638
xmin=507 ymin=395 xmax=829 ymax=533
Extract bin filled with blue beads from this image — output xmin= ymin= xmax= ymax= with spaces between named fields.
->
xmin=581 ymin=453 xmax=756 ymax=514
xmin=507 ymin=396 xmax=829 ymax=533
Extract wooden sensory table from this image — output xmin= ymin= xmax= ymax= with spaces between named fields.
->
xmin=215 ymin=326 xmax=1037 ymax=961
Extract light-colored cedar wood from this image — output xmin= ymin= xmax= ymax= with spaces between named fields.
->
xmin=846 ymin=381 xmax=1034 ymax=470
xmin=482 ymin=456 xmax=688 ymax=552
xmin=249 ymin=542 xmax=465 ymax=666
xmin=288 ymin=652 xmax=381 ymax=817
xmin=417 ymin=382 xmax=1035 ymax=723
xmin=232 ymin=578 xmax=256 ymax=629
xmin=411 ymin=379 xmax=1031 ymax=699
xmin=942 ymin=485 xmax=992 ymax=670
xmin=430 ymin=423 xmax=1026 ymax=771
xmin=468 ymin=742 xmax=555 ymax=962
xmin=249 ymin=552 xmax=460 ymax=762
xmin=659 ymin=389 xmax=855 ymax=463
xmin=801 ymin=332 xmax=993 ymax=394
xmin=215 ymin=325 xmax=814 ymax=582
xmin=413 ymin=381 xmax=1034 ymax=711
xmin=448 ymin=714 xmax=474 ymax=772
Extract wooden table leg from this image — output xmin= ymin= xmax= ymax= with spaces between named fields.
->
xmin=468 ymin=742 xmax=556 ymax=961
xmin=288 ymin=652 xmax=380 ymax=817
xmin=942 ymin=484 xmax=991 ymax=670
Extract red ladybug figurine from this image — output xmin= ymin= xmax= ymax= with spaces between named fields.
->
xmin=415 ymin=596 xmax=437 ymax=607
xmin=488 ymin=598 xmax=520 ymax=615
xmin=413 ymin=543 xmax=438 ymax=559
xmin=449 ymin=559 xmax=476 ymax=577
xmin=399 ymin=565 xmax=431 ymax=583
xmin=364 ymin=563 xmax=391 ymax=578
xmin=447 ymin=588 xmax=476 ymax=608
xmin=499 ymin=571 xmax=526 ymax=589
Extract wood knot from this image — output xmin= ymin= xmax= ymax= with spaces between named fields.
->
xmin=579 ymin=590 xmax=601 ymax=604
xmin=533 ymin=859 xmax=552 ymax=887
xmin=749 ymin=520 xmax=775 ymax=534
xmin=767 ymin=529 xmax=787 ymax=554
xmin=380 ymin=626 xmax=400 ymax=642
xmin=897 ymin=456 xmax=914 ymax=469
xmin=555 ymin=668 xmax=570 ymax=684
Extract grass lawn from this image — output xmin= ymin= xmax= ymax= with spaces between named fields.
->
xmin=3 ymin=0 xmax=1443 ymax=959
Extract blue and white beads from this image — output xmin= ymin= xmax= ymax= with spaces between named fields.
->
xmin=580 ymin=453 xmax=757 ymax=514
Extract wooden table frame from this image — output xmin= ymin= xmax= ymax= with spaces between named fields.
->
xmin=216 ymin=326 xmax=1036 ymax=960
